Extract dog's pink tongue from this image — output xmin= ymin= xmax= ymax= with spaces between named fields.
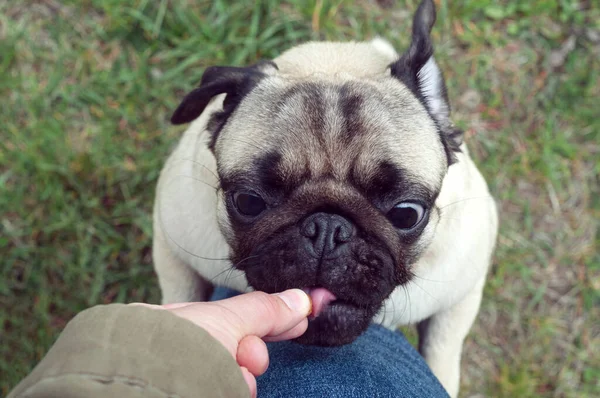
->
xmin=305 ymin=287 xmax=337 ymax=318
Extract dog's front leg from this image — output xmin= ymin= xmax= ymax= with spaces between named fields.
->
xmin=153 ymin=220 xmax=214 ymax=304
xmin=417 ymin=277 xmax=486 ymax=398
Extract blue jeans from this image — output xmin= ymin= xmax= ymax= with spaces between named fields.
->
xmin=211 ymin=287 xmax=449 ymax=398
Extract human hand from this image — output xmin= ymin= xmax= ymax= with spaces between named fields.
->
xmin=132 ymin=289 xmax=311 ymax=397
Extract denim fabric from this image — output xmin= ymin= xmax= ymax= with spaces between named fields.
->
xmin=211 ymin=287 xmax=449 ymax=398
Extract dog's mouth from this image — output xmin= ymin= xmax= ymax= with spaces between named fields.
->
xmin=293 ymin=286 xmax=375 ymax=346
xmin=301 ymin=287 xmax=338 ymax=318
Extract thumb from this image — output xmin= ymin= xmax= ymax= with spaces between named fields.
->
xmin=214 ymin=289 xmax=312 ymax=339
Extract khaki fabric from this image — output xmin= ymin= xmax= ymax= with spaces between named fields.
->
xmin=8 ymin=304 xmax=249 ymax=398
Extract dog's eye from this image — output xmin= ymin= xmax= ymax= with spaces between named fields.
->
xmin=233 ymin=191 xmax=266 ymax=217
xmin=387 ymin=202 xmax=425 ymax=230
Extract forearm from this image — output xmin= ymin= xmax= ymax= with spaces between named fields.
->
xmin=8 ymin=304 xmax=249 ymax=398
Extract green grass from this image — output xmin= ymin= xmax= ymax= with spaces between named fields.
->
xmin=1 ymin=0 xmax=598 ymax=396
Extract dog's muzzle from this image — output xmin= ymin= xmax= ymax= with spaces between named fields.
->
xmin=237 ymin=211 xmax=397 ymax=346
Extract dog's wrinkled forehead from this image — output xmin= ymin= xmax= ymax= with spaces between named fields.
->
xmin=215 ymin=77 xmax=446 ymax=192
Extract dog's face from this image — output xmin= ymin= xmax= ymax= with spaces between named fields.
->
xmin=170 ymin=0 xmax=462 ymax=345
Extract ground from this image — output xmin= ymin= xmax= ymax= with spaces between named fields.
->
xmin=1 ymin=0 xmax=598 ymax=396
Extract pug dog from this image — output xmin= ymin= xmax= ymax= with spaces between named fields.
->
xmin=152 ymin=0 xmax=498 ymax=396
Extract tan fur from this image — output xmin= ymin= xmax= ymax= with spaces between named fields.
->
xmin=274 ymin=39 xmax=398 ymax=80
xmin=215 ymin=74 xmax=445 ymax=190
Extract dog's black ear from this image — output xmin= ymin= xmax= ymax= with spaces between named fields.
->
xmin=390 ymin=0 xmax=462 ymax=165
xmin=171 ymin=61 xmax=277 ymax=125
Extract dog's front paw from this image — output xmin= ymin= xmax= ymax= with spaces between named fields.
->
xmin=425 ymin=354 xmax=460 ymax=398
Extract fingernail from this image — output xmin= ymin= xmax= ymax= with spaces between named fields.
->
xmin=274 ymin=289 xmax=312 ymax=315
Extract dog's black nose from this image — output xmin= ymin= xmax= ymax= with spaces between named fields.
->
xmin=300 ymin=213 xmax=355 ymax=259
